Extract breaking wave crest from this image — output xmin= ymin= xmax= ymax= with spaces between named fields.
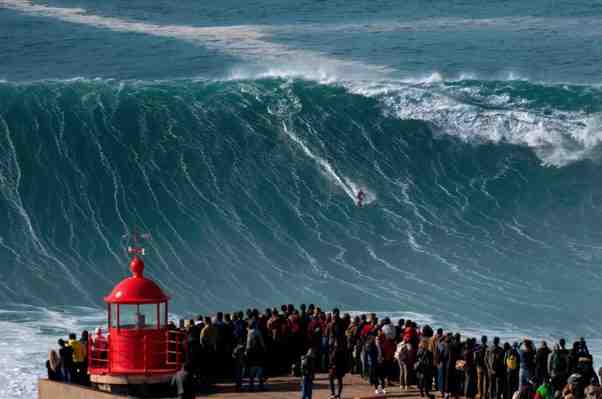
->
xmin=350 ymin=78 xmax=602 ymax=166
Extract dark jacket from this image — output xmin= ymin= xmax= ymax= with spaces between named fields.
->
xmin=245 ymin=328 xmax=266 ymax=367
xmin=487 ymin=346 xmax=505 ymax=376
xmin=475 ymin=344 xmax=488 ymax=370
xmin=416 ymin=348 xmax=434 ymax=378
xmin=59 ymin=346 xmax=74 ymax=371
xmin=520 ymin=349 xmax=536 ymax=373
xmin=445 ymin=341 xmax=462 ymax=394
xmin=301 ymin=349 xmax=317 ymax=379
xmin=464 ymin=347 xmax=478 ymax=398
xmin=327 ymin=317 xmax=349 ymax=377
xmin=535 ymin=347 xmax=551 ymax=382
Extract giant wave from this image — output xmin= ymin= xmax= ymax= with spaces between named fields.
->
xmin=1 ymin=76 xmax=601 ymax=332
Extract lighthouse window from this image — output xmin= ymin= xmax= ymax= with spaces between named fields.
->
xmin=139 ymin=304 xmax=157 ymax=328
xmin=117 ymin=304 xmax=158 ymax=329
xmin=118 ymin=304 xmax=138 ymax=328
xmin=159 ymin=302 xmax=166 ymax=327
xmin=111 ymin=304 xmax=118 ymax=328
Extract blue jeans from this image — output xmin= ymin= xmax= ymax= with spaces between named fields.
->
xmin=248 ymin=366 xmax=264 ymax=390
xmin=301 ymin=375 xmax=313 ymax=399
xmin=519 ymin=368 xmax=531 ymax=387
xmin=438 ymin=366 xmax=446 ymax=393
xmin=61 ymin=367 xmax=71 ymax=383
xmin=361 ymin=351 xmax=368 ymax=378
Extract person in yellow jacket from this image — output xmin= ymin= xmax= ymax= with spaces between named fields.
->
xmin=68 ymin=333 xmax=86 ymax=383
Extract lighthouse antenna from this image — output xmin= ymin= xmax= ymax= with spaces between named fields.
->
xmin=123 ymin=229 xmax=151 ymax=258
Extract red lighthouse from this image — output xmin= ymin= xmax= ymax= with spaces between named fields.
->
xmin=88 ymin=246 xmax=184 ymax=394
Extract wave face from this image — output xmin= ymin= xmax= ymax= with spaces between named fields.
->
xmin=1 ymin=77 xmax=602 ymax=337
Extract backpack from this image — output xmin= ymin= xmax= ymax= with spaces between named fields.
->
xmin=415 ymin=349 xmax=433 ymax=373
xmin=506 ymin=352 xmax=519 ymax=370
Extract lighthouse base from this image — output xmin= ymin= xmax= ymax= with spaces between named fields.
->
xmin=91 ymin=373 xmax=175 ymax=397
xmin=38 ymin=376 xmax=176 ymax=399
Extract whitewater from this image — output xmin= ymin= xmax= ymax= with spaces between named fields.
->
xmin=2 ymin=0 xmax=602 ymax=397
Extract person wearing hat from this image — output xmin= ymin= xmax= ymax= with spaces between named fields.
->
xmin=563 ymin=373 xmax=585 ymax=399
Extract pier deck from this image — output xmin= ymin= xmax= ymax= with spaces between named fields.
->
xmin=39 ymin=374 xmax=420 ymax=399
xmin=206 ymin=373 xmax=415 ymax=399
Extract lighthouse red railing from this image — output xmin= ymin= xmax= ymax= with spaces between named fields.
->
xmin=88 ymin=330 xmax=185 ymax=375
xmin=166 ymin=330 xmax=185 ymax=366
xmin=88 ymin=336 xmax=109 ymax=374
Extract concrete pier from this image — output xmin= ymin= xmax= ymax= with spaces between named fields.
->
xmin=39 ymin=379 xmax=124 ymax=399
xmin=207 ymin=373 xmax=416 ymax=399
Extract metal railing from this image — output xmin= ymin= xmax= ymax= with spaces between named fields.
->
xmin=87 ymin=330 xmax=185 ymax=375
xmin=88 ymin=336 xmax=110 ymax=374
xmin=166 ymin=330 xmax=185 ymax=366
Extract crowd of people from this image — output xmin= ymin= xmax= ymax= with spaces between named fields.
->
xmin=47 ymin=304 xmax=602 ymax=399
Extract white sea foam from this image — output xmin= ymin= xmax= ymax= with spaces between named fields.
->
xmin=278 ymin=16 xmax=602 ymax=37
xmin=0 ymin=305 xmax=104 ymax=399
xmin=0 ymin=0 xmax=390 ymax=83
xmin=348 ymin=80 xmax=602 ymax=166
xmin=0 ymin=305 xmax=185 ymax=399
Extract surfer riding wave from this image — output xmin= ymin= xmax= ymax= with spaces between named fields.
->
xmin=357 ymin=190 xmax=366 ymax=207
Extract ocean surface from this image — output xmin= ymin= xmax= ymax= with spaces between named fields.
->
xmin=1 ymin=0 xmax=602 ymax=397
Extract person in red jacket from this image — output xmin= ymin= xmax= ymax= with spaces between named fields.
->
xmin=357 ymin=190 xmax=366 ymax=207
xmin=403 ymin=320 xmax=417 ymax=345
xmin=380 ymin=329 xmax=397 ymax=387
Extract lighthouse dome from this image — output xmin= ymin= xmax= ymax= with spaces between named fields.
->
xmin=104 ymin=256 xmax=169 ymax=304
